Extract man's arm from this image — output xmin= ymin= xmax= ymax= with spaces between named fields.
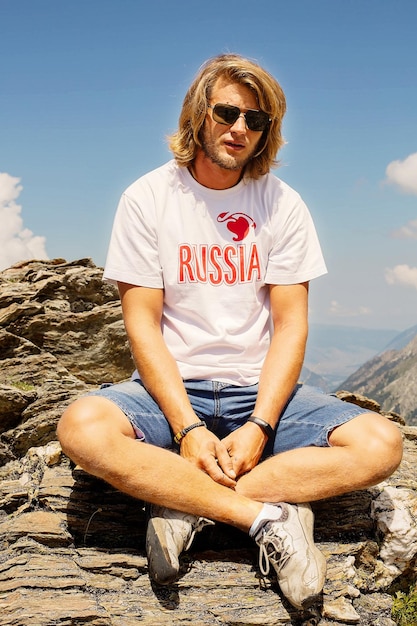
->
xmin=118 ymin=282 xmax=236 ymax=486
xmin=118 ymin=282 xmax=197 ymax=435
xmin=222 ymin=281 xmax=309 ymax=476
xmin=252 ymin=281 xmax=309 ymax=426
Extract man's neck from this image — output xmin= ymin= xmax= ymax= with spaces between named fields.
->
xmin=190 ymin=153 xmax=243 ymax=190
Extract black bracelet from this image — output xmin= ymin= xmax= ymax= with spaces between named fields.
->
xmin=174 ymin=421 xmax=206 ymax=444
xmin=247 ymin=416 xmax=275 ymax=439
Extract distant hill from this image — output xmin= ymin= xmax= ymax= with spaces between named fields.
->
xmin=382 ymin=323 xmax=417 ymax=351
xmin=303 ymin=324 xmax=399 ymax=390
xmin=299 ymin=365 xmax=330 ymax=390
xmin=339 ymin=329 xmax=417 ymax=425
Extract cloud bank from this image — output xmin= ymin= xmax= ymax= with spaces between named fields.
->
xmin=385 ymin=265 xmax=417 ymax=291
xmin=0 ymin=173 xmax=49 ymax=271
xmin=385 ymin=152 xmax=417 ymax=195
xmin=391 ymin=218 xmax=417 ymax=240
xmin=384 ymin=153 xmax=417 ymax=292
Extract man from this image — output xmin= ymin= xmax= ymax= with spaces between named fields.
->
xmin=57 ymin=54 xmax=402 ymax=611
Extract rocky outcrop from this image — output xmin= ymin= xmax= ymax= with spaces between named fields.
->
xmin=0 ymin=258 xmax=133 ymax=465
xmin=0 ymin=259 xmax=416 ymax=625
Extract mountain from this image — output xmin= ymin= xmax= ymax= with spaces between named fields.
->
xmin=339 ymin=330 xmax=417 ymax=425
xmin=299 ymin=365 xmax=330 ymax=390
xmin=382 ymin=323 xmax=417 ymax=351
xmin=303 ymin=324 xmax=399 ymax=390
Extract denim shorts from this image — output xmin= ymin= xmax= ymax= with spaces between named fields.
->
xmin=88 ymin=379 xmax=368 ymax=459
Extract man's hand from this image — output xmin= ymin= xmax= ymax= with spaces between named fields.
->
xmin=221 ymin=422 xmax=268 ymax=478
xmin=180 ymin=428 xmax=237 ymax=488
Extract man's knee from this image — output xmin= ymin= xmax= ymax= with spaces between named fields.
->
xmin=57 ymin=398 xmax=98 ymax=459
xmin=331 ymin=412 xmax=403 ymax=483
xmin=57 ymin=396 xmax=133 ymax=464
xmin=367 ymin=415 xmax=403 ymax=479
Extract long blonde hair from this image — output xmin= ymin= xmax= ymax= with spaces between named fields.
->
xmin=168 ymin=54 xmax=286 ymax=179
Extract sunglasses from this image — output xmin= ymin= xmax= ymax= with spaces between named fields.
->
xmin=208 ymin=103 xmax=271 ymax=132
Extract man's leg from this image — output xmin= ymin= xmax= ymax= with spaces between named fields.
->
xmin=235 ymin=411 xmax=403 ymax=503
xmin=57 ymin=396 xmax=262 ymax=529
xmin=230 ymin=401 xmax=402 ymax=610
xmin=57 ymin=394 xmax=327 ymax=608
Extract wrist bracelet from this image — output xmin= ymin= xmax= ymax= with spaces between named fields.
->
xmin=174 ymin=421 xmax=206 ymax=444
xmin=247 ymin=416 xmax=275 ymax=439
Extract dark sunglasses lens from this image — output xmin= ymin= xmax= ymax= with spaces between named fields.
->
xmin=213 ymin=104 xmax=240 ymax=124
xmin=245 ymin=110 xmax=270 ymax=131
xmin=213 ymin=104 xmax=240 ymax=125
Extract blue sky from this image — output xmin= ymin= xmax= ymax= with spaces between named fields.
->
xmin=1 ymin=0 xmax=416 ymax=331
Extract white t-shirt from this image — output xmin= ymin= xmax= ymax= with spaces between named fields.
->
xmin=104 ymin=160 xmax=327 ymax=385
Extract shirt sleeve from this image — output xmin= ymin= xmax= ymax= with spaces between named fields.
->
xmin=264 ymin=193 xmax=327 ymax=285
xmin=103 ymin=188 xmax=164 ymax=288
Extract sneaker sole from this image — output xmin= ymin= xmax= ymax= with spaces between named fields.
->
xmin=146 ymin=517 xmax=180 ymax=585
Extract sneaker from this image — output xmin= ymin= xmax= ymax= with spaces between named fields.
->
xmin=146 ymin=505 xmax=214 ymax=585
xmin=254 ymin=502 xmax=326 ymax=610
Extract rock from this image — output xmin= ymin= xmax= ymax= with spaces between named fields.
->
xmin=371 ymin=485 xmax=417 ymax=585
xmin=0 ymin=258 xmax=134 ymax=462
xmin=0 ymin=258 xmax=416 ymax=625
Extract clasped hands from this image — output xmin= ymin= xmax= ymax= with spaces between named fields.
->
xmin=179 ymin=422 xmax=268 ymax=488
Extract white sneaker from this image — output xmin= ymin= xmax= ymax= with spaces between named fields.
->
xmin=146 ymin=505 xmax=214 ymax=585
xmin=254 ymin=503 xmax=326 ymax=609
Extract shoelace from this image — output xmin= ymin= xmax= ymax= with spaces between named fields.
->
xmin=258 ymin=526 xmax=291 ymax=577
xmin=185 ymin=516 xmax=214 ymax=551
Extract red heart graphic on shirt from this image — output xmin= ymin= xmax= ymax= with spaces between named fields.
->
xmin=227 ymin=216 xmax=250 ymax=241
xmin=217 ymin=212 xmax=256 ymax=241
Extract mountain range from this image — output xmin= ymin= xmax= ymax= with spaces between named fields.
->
xmin=303 ymin=324 xmax=399 ymax=387
xmin=303 ymin=323 xmax=417 ymax=425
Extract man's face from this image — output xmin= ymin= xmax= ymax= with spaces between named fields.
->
xmin=200 ymin=78 xmax=264 ymax=172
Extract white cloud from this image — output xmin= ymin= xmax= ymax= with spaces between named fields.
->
xmin=385 ymin=152 xmax=417 ymax=195
xmin=0 ymin=172 xmax=49 ymax=271
xmin=329 ymin=300 xmax=371 ymax=318
xmin=385 ymin=264 xmax=417 ymax=290
xmin=391 ymin=218 xmax=417 ymax=240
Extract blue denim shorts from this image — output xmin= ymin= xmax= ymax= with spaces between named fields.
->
xmin=88 ymin=379 xmax=368 ymax=459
